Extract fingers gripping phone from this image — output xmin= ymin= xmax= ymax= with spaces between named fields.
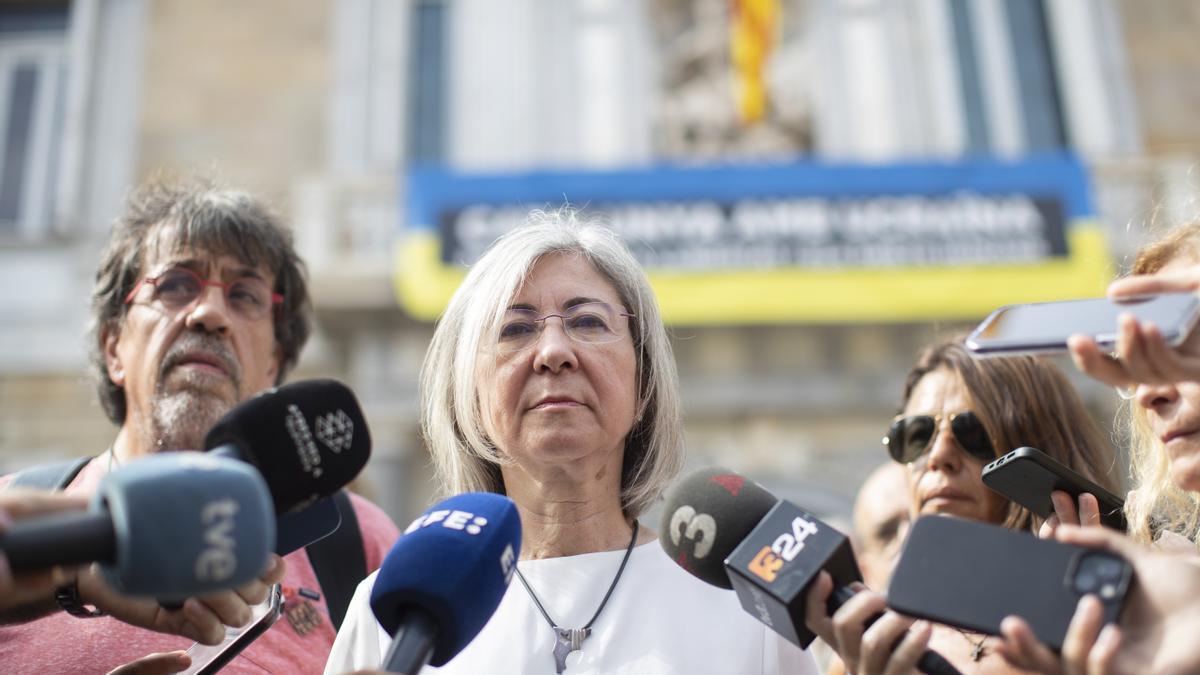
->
xmin=982 ymin=447 xmax=1127 ymax=532
xmin=179 ymin=583 xmax=283 ymax=675
xmin=966 ymin=292 xmax=1200 ymax=356
xmin=887 ymin=516 xmax=1132 ymax=652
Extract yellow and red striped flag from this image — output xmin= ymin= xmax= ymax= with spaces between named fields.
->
xmin=730 ymin=0 xmax=779 ymax=125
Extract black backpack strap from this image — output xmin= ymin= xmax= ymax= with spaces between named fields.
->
xmin=6 ymin=456 xmax=93 ymax=491
xmin=305 ymin=489 xmax=366 ymax=631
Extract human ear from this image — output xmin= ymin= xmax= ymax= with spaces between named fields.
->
xmin=102 ymin=324 xmax=125 ymax=386
xmin=268 ymin=342 xmax=283 ymax=384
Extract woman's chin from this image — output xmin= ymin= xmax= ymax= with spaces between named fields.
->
xmin=1170 ymin=454 xmax=1200 ymax=494
xmin=515 ymin=437 xmax=608 ymax=468
xmin=920 ymin=499 xmax=983 ymax=521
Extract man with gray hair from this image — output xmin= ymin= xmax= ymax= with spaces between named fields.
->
xmin=0 ymin=178 xmax=398 ymax=673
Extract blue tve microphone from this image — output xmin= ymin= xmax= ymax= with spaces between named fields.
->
xmin=370 ymin=492 xmax=522 ymax=674
xmin=0 ymin=453 xmax=274 ymax=600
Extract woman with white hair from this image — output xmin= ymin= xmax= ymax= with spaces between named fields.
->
xmin=325 ymin=211 xmax=816 ymax=674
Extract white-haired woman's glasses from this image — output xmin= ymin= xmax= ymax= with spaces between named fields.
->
xmin=496 ymin=301 xmax=635 ymax=353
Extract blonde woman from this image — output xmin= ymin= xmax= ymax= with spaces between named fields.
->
xmin=999 ymin=222 xmax=1200 ymax=674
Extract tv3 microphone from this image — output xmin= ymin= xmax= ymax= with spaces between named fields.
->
xmin=203 ymin=378 xmax=371 ymax=516
xmin=660 ymin=467 xmax=961 ymax=675
xmin=371 ymin=492 xmax=522 ymax=674
xmin=0 ymin=453 xmax=274 ymax=600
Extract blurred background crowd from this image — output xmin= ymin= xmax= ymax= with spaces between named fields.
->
xmin=2 ymin=0 xmax=1199 ymax=527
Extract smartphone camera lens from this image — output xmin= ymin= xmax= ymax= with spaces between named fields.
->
xmin=1074 ymin=571 xmax=1099 ymax=593
xmin=1093 ymin=558 xmax=1123 ymax=580
xmin=1072 ymin=553 xmax=1124 ymax=595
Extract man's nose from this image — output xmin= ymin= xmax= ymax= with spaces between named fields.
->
xmin=184 ymin=285 xmax=232 ymax=334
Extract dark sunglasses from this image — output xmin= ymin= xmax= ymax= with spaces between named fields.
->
xmin=883 ymin=411 xmax=995 ymax=464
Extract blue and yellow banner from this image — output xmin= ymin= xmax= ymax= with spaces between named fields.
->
xmin=396 ymin=155 xmax=1111 ymax=324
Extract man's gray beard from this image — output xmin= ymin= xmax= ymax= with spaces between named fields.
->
xmin=145 ymin=389 xmax=234 ymax=452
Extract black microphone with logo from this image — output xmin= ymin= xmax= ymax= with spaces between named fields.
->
xmin=660 ymin=467 xmax=961 ymax=675
xmin=204 ymin=378 xmax=370 ymax=515
xmin=203 ymin=378 xmax=372 ymax=555
xmin=159 ymin=379 xmax=376 ymax=644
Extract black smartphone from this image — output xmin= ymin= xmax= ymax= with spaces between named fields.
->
xmin=982 ymin=447 xmax=1126 ymax=532
xmin=887 ymin=516 xmax=1132 ymax=652
xmin=965 ymin=292 xmax=1200 ymax=356
xmin=179 ymin=583 xmax=284 ymax=675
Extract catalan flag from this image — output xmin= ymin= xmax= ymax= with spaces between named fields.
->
xmin=731 ymin=0 xmax=779 ymax=125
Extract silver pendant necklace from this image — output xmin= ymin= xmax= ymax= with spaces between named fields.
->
xmin=514 ymin=520 xmax=639 ymax=674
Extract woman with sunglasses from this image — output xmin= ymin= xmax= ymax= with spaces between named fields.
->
xmin=806 ymin=337 xmax=1118 ymax=675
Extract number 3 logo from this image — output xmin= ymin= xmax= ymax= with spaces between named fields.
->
xmin=667 ymin=506 xmax=718 ymax=558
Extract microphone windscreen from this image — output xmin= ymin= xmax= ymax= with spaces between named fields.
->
xmin=659 ymin=467 xmax=777 ymax=589
xmin=204 ymin=379 xmax=371 ymax=514
xmin=97 ymin=453 xmax=275 ymax=599
xmin=370 ymin=492 xmax=521 ymax=667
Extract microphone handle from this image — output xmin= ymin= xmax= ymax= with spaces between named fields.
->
xmin=830 ymin=586 xmax=963 ymax=675
xmin=0 ymin=511 xmax=115 ymax=573
xmin=206 ymin=444 xmax=244 ymax=462
xmin=382 ymin=607 xmax=438 ymax=674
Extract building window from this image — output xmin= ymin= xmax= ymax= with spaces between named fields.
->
xmin=407 ymin=0 xmax=447 ymax=164
xmin=1005 ymin=0 xmax=1067 ymax=150
xmin=946 ymin=0 xmax=990 ymax=153
xmin=0 ymin=4 xmax=68 ymax=239
xmin=948 ymin=0 xmax=1069 ymax=154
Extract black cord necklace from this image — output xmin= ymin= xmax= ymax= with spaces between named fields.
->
xmin=514 ymin=519 xmax=640 ymax=674
xmin=955 ymin=626 xmax=988 ymax=661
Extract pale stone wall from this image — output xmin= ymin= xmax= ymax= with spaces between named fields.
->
xmin=1118 ymin=0 xmax=1200 ymax=153
xmin=136 ymin=0 xmax=331 ymax=206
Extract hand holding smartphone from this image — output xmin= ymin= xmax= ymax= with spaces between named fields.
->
xmin=966 ymin=293 xmax=1200 ymax=356
xmin=982 ymin=447 xmax=1126 ymax=531
xmin=887 ymin=516 xmax=1132 ymax=653
xmin=178 ymin=583 xmax=283 ymax=675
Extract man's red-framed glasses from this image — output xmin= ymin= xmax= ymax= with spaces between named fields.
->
xmin=124 ymin=267 xmax=283 ymax=321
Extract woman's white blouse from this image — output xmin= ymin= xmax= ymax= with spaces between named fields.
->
xmin=324 ymin=540 xmax=819 ymax=674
